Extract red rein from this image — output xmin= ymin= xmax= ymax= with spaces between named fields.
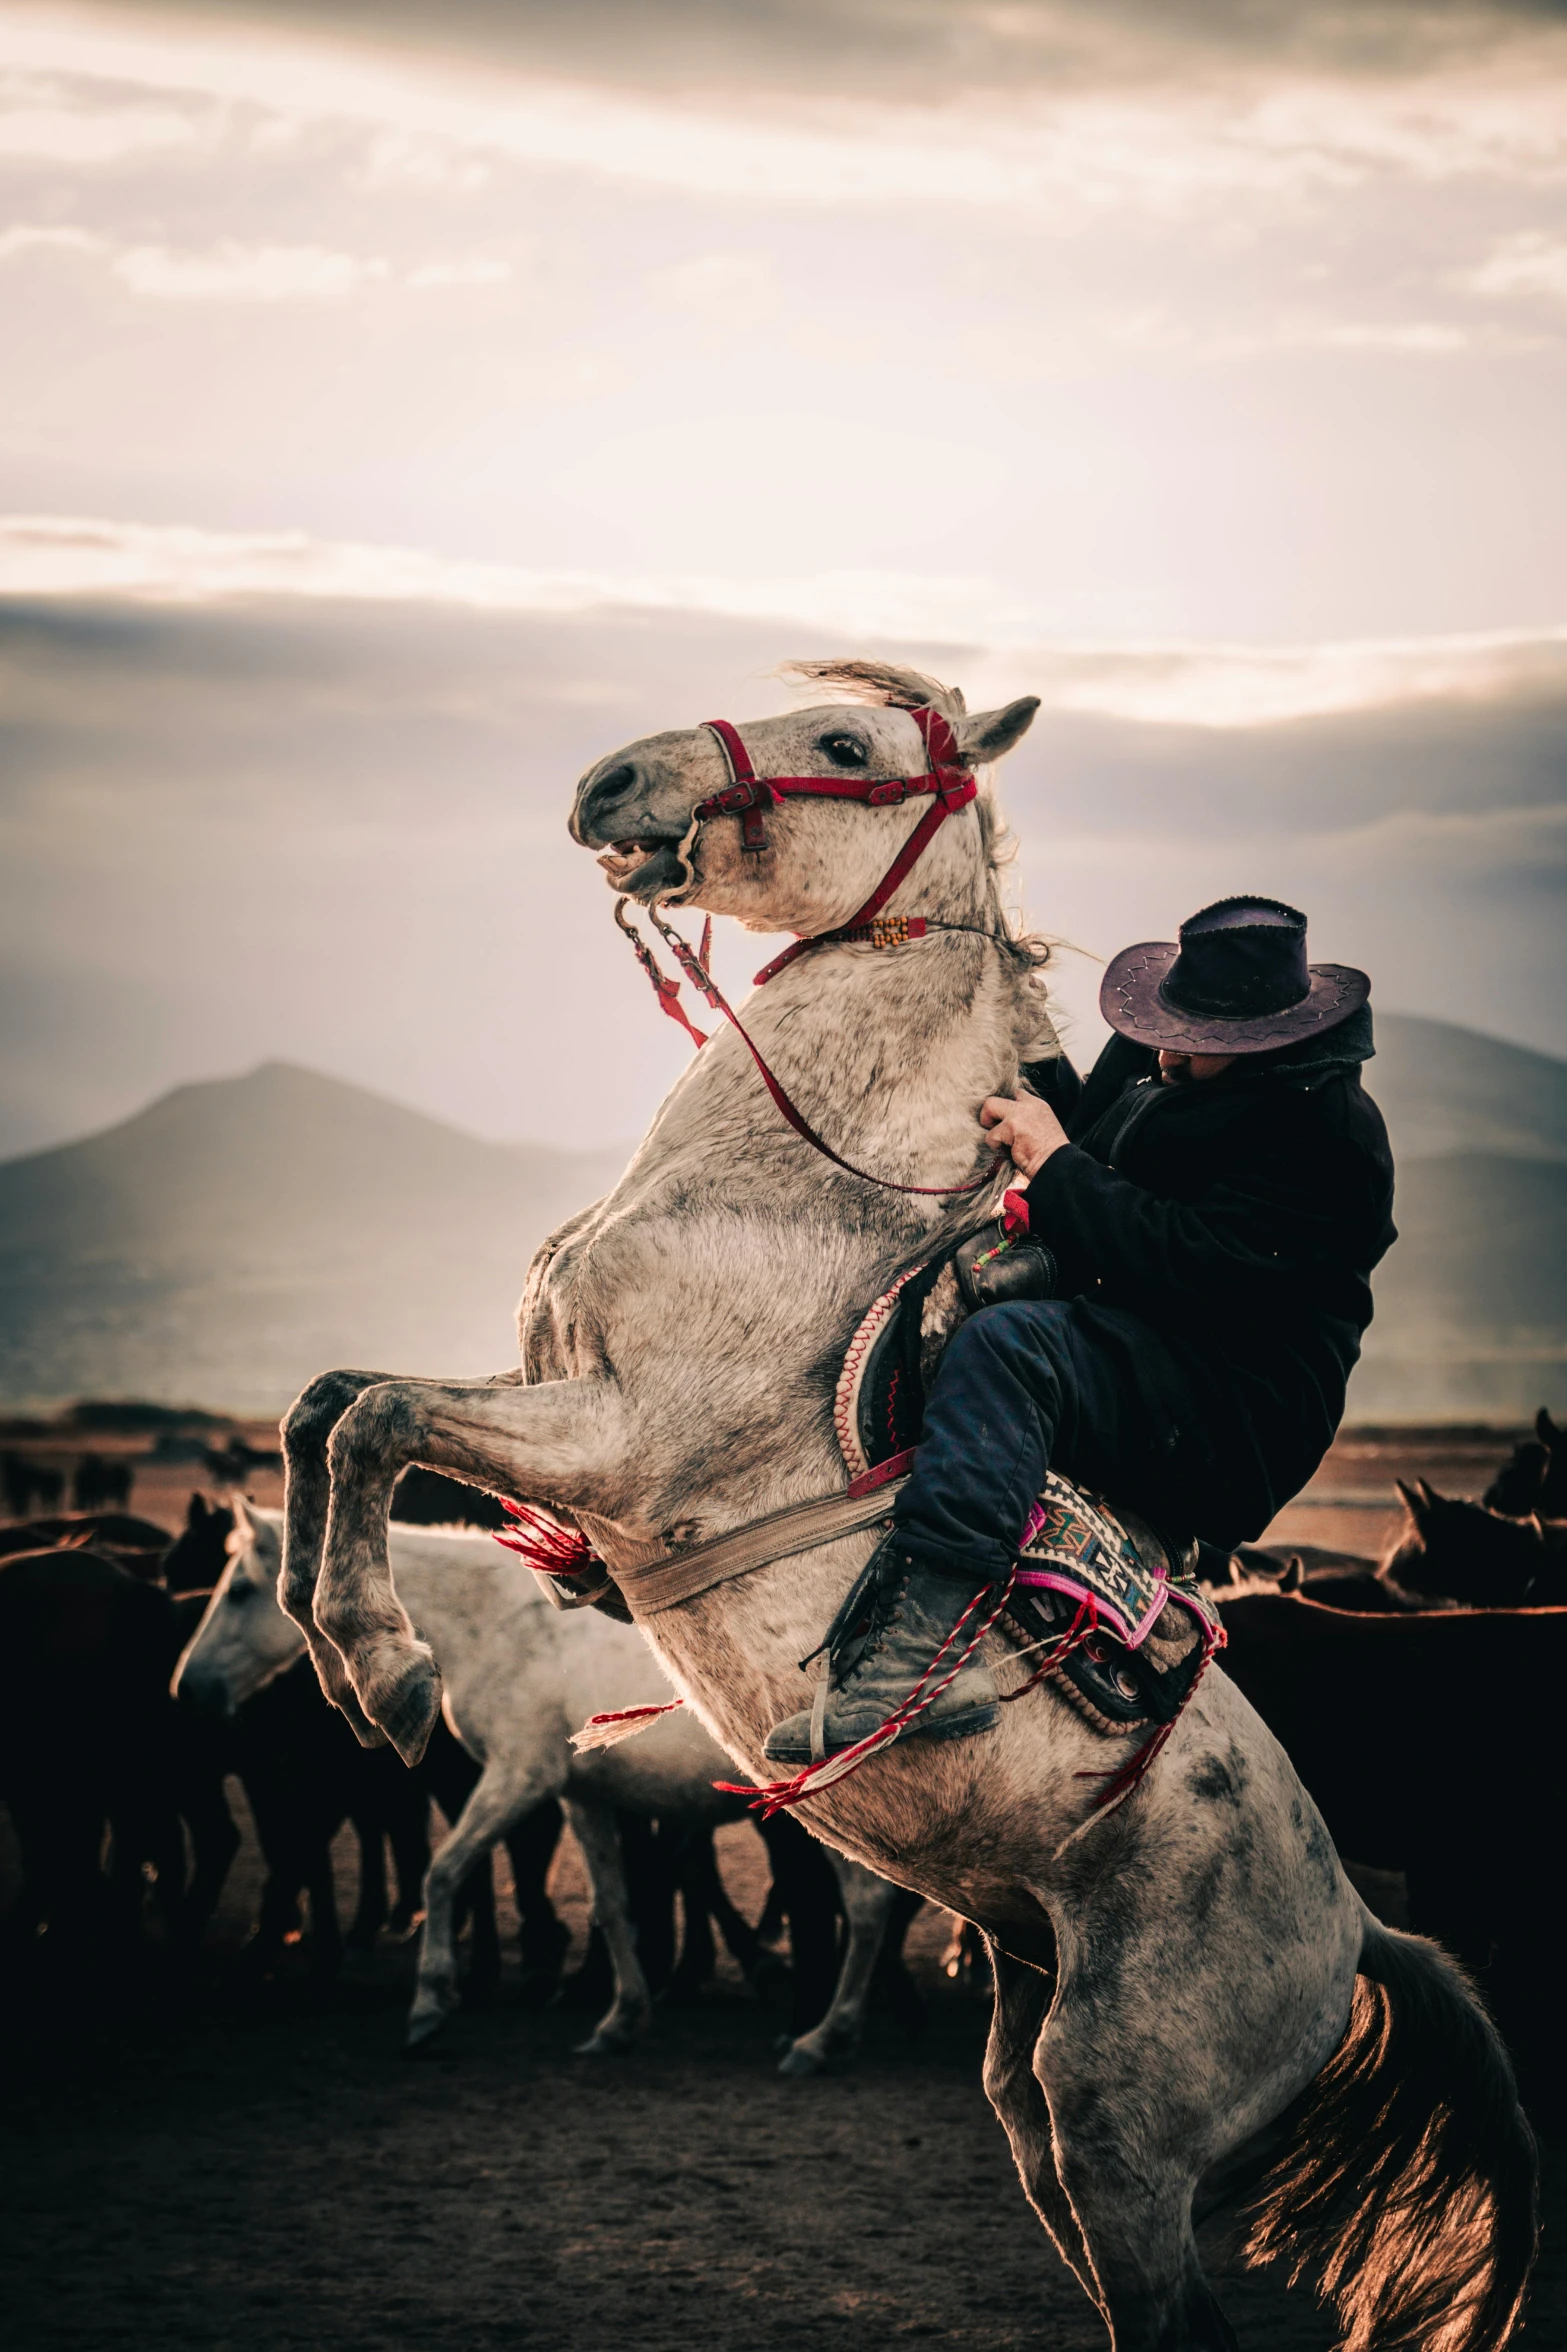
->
xmin=616 ymin=702 xmax=995 ymax=1200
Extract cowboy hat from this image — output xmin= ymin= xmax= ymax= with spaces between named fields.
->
xmin=1101 ymin=896 xmax=1369 ymax=1055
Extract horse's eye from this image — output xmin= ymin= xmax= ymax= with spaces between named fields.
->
xmin=819 ymin=732 xmax=868 ymax=768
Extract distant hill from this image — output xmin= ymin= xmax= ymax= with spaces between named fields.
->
xmin=0 ymin=1062 xmax=628 ymax=1412
xmin=0 ymin=1021 xmax=1562 ymax=1419
xmin=1369 ymin=1014 xmax=1567 ymax=1164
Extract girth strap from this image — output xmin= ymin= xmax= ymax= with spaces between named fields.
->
xmin=612 ymin=1473 xmax=911 ymax=1617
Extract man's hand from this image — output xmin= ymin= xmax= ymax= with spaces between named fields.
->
xmin=980 ymin=1094 xmax=1069 ymax=1179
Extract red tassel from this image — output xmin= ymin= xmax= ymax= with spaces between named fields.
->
xmin=1058 ymin=1617 xmax=1227 ymax=1850
xmin=572 ymin=1698 xmax=686 ymax=1753
xmin=494 ymin=1498 xmax=601 ymax=1578
xmin=998 ymin=1592 xmax=1098 ymax=1703
xmin=717 ymin=1571 xmax=1017 ymax=1817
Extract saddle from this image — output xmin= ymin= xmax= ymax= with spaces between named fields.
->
xmin=540 ymin=1218 xmax=1222 ymax=1736
xmin=834 ymin=1222 xmax=1221 ymax=1736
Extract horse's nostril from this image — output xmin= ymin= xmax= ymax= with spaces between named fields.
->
xmin=594 ymin=763 xmax=637 ymax=805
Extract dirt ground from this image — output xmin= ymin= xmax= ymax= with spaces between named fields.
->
xmin=3 ymin=1419 xmax=1562 ymax=2348
xmin=2 ymin=1813 xmax=1563 ymax=2352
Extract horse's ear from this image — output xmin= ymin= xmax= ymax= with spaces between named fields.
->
xmin=1539 ymin=1407 xmax=1560 ymax=1445
xmin=955 ymin=697 xmax=1040 ymax=769
xmin=1395 ymin=1478 xmax=1428 ymax=1522
xmin=1416 ymin=1478 xmax=1443 ymax=1509
xmin=1281 ymin=1557 xmax=1304 ymax=1593
xmin=229 ymin=1491 xmax=253 ymax=1543
xmin=187 ymin=1493 xmax=206 ymax=1526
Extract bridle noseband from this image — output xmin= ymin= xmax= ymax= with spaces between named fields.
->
xmin=614 ymin=701 xmax=1000 ymax=1200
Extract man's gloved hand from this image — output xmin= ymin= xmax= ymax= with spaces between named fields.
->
xmin=980 ymin=1093 xmax=1070 ymax=1178
xmin=954 ymin=1222 xmax=1057 ymax=1312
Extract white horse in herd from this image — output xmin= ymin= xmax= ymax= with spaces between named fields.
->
xmin=173 ymin=1499 xmax=899 ymax=2069
xmin=278 ymin=660 xmax=1534 ymax=2351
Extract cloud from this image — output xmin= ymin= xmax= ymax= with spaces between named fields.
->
xmin=649 ymin=252 xmax=772 ymax=307
xmin=404 ymin=254 xmax=510 ymax=288
xmin=113 ymin=238 xmax=389 ymax=299
xmin=0 ymin=66 xmax=206 ymax=162
xmin=1461 ymin=226 xmax=1567 ymax=298
xmin=44 ymin=2 xmax=1567 ymax=104
xmin=2 ymin=583 xmax=1561 ymax=1162
xmin=3 ymin=7 xmax=1565 ymax=222
xmin=4 ymin=512 xmax=1565 ymax=727
xmin=0 ymin=224 xmax=515 ymax=299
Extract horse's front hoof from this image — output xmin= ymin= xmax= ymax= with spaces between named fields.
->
xmin=405 ymin=2000 xmax=452 ymax=2052
xmin=573 ymin=2016 xmax=644 ymax=2057
xmin=776 ymin=2039 xmax=828 ymax=2078
xmin=375 ymin=1658 xmax=443 ymax=1768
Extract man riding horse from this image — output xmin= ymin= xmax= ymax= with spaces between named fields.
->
xmin=766 ymin=895 xmax=1396 ymax=1767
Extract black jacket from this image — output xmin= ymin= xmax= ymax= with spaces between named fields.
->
xmin=1022 ymin=1009 xmax=1396 ymax=1543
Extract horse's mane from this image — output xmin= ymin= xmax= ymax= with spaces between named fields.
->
xmin=779 ymin=657 xmax=1052 ymax=980
xmin=778 ymin=657 xmax=966 ymax=718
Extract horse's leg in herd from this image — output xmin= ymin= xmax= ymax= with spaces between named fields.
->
xmin=311 ymin=1375 xmax=627 ymax=1763
xmin=663 ymin=1827 xmax=721 ymax=2000
xmin=347 ymin=1812 xmax=389 ymax=1955
xmin=452 ymin=1852 xmax=501 ymax=2001
xmin=175 ymin=1771 xmax=240 ymax=1958
xmin=507 ymin=1799 xmax=570 ymax=2003
xmin=979 ymin=1939 xmax=1102 ymax=2312
xmin=563 ymin=1795 xmax=654 ymax=2056
xmin=676 ymin=1830 xmax=768 ymax=1986
xmin=384 ymin=1770 xmax=432 ymax=1938
xmin=306 ymin=1842 xmax=344 ymax=1981
xmin=408 ymin=1754 xmax=560 ymax=2048
xmin=777 ymin=1857 xmax=898 ymax=2077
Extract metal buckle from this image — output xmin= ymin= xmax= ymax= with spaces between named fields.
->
xmin=867 ymin=779 xmax=911 ymax=806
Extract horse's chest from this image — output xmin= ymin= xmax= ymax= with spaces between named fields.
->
xmin=527 ymin=1199 xmax=903 ymax=1391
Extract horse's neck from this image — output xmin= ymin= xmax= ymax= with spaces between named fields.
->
xmin=525 ymin=846 xmax=1040 ymax=1535
xmin=625 ymin=856 xmax=1038 ymax=1243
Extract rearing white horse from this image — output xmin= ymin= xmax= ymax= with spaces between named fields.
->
xmin=280 ymin=661 xmax=1534 ymax=2352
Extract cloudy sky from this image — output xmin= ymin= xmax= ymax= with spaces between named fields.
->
xmin=2 ymin=0 xmax=1565 ymax=1157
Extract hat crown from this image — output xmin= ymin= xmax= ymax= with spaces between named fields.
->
xmin=1159 ymin=895 xmax=1311 ymax=1021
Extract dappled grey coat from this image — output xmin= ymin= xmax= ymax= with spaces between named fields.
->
xmin=1024 ymin=1008 xmax=1396 ymax=1543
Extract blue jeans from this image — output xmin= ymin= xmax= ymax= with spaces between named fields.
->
xmin=890 ymin=1298 xmax=1201 ymax=1582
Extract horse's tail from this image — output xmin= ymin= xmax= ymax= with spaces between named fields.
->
xmin=1243 ymin=1914 xmax=1537 ymax=2352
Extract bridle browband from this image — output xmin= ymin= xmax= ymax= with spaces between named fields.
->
xmin=614 ymin=701 xmax=1000 ymax=1200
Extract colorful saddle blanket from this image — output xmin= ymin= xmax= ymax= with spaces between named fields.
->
xmin=834 ymin=1261 xmax=1223 ymax=1723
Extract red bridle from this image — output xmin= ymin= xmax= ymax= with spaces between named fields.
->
xmin=615 ymin=702 xmax=998 ymax=1200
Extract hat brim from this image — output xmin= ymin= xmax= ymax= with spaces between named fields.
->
xmin=1100 ymin=941 xmax=1370 ymax=1054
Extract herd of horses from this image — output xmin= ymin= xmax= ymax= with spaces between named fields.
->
xmin=0 ymin=1471 xmax=921 ymax=2072
xmin=1213 ymin=1407 xmax=1567 ymax=2107
xmin=1 ymin=1448 xmax=135 ymax=1518
xmin=1 ymin=1413 xmax=1562 ymax=2102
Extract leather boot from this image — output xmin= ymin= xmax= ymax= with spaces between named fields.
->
xmin=763 ymin=1537 xmax=1001 ymax=1767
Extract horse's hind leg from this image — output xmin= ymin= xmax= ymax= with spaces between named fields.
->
xmin=1037 ymin=1995 xmax=1240 ymax=2351
xmin=980 ymin=1939 xmax=1102 ymax=2314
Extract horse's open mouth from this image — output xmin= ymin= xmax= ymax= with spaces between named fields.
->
xmin=597 ymin=838 xmax=689 ymax=897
